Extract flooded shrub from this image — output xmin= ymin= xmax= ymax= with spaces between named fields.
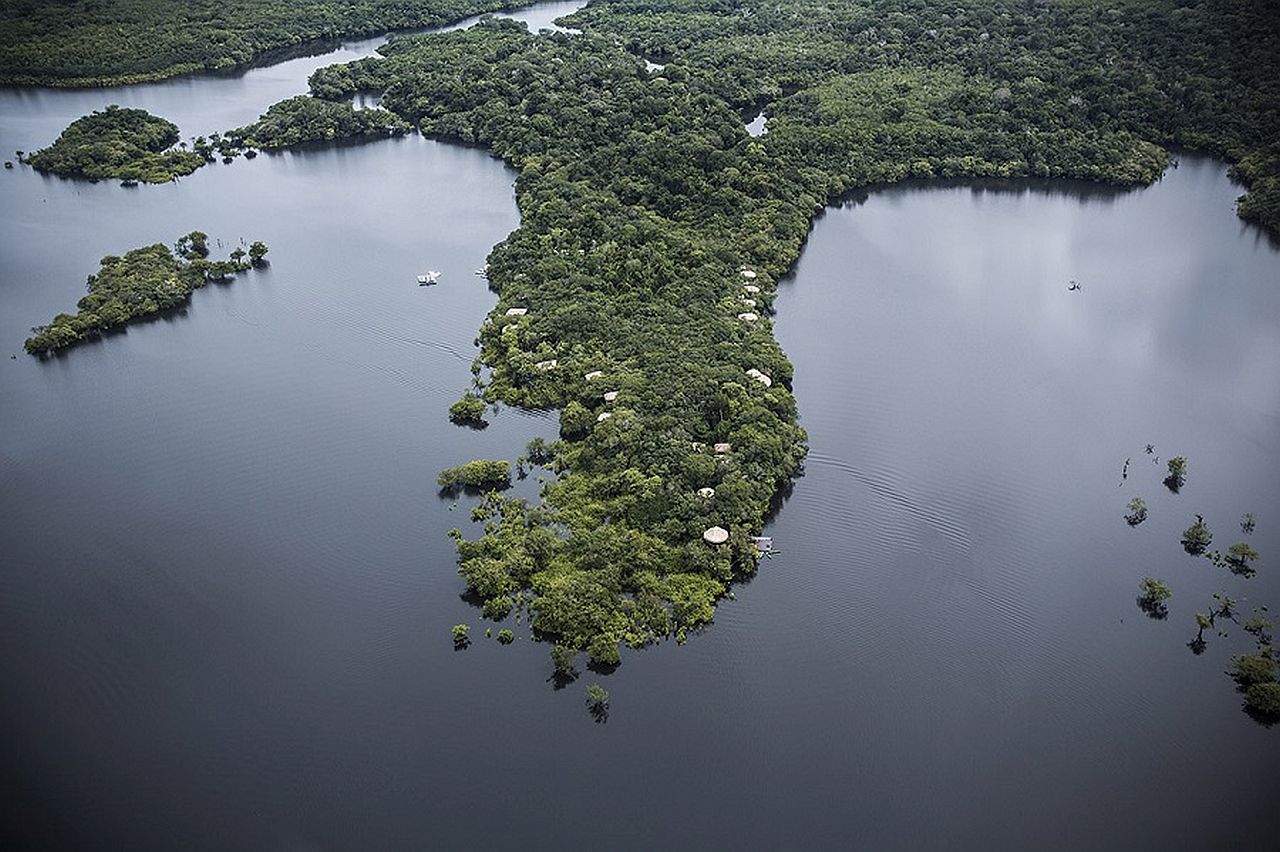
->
xmin=1182 ymin=515 xmax=1212 ymax=555
xmin=1230 ymin=654 xmax=1277 ymax=686
xmin=1125 ymin=496 xmax=1148 ymax=526
xmin=1225 ymin=543 xmax=1260 ymax=578
xmin=1245 ymin=682 xmax=1280 ymax=717
xmin=1137 ymin=577 xmax=1172 ymax=620
xmin=437 ymin=459 xmax=511 ymax=493
xmin=1164 ymin=456 xmax=1188 ymax=493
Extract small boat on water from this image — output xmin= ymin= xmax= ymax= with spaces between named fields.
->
xmin=417 ymin=270 xmax=441 ymax=285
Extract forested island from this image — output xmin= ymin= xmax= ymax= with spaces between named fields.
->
xmin=25 ymin=105 xmax=204 ymax=183
xmin=24 ymin=232 xmax=267 ymax=355
xmin=0 ymin=0 xmax=537 ymax=86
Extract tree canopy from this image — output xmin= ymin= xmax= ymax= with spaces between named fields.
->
xmin=25 ymin=105 xmax=204 ymax=183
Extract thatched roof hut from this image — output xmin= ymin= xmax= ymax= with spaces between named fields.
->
xmin=737 ymin=312 xmax=759 ymax=322
xmin=535 ymin=359 xmax=558 ymax=371
xmin=745 ymin=368 xmax=772 ymax=387
xmin=505 ymin=307 xmax=528 ymax=316
xmin=584 ymin=370 xmax=604 ymax=381
xmin=597 ymin=411 xmax=613 ymax=422
xmin=713 ymin=442 xmax=732 ymax=454
xmin=740 ymin=269 xmax=757 ymax=280
xmin=603 ymin=390 xmax=619 ymax=402
xmin=743 ymin=284 xmax=761 ymax=294
xmin=702 ymin=526 xmax=729 ymax=545
xmin=697 ymin=487 xmax=716 ymax=499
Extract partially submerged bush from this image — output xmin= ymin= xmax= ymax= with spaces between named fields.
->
xmin=1125 ymin=496 xmax=1148 ymax=527
xmin=1182 ymin=515 xmax=1212 ymax=555
xmin=1137 ymin=577 xmax=1172 ymax=619
xmin=437 ymin=459 xmax=511 ymax=493
xmin=1245 ymin=682 xmax=1280 ymax=717
xmin=449 ymin=394 xmax=487 ymax=426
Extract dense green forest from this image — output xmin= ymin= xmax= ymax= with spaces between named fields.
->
xmin=228 ymin=96 xmax=411 ymax=148
xmin=0 ymin=0 xmax=535 ymax=86
xmin=16 ymin=0 xmax=1275 ymax=669
xmin=25 ymin=105 xmax=204 ymax=183
xmin=25 ymin=233 xmax=267 ymax=355
xmin=263 ymin=1 xmax=1280 ymax=667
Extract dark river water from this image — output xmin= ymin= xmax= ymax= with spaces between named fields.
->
xmin=3 ymin=3 xmax=1279 ymax=847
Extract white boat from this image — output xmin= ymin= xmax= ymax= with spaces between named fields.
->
xmin=417 ymin=270 xmax=441 ymax=285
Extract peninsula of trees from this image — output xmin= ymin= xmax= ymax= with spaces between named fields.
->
xmin=17 ymin=0 xmax=1277 ymax=672
xmin=25 ymin=232 xmax=267 ymax=355
xmin=0 ymin=0 xmax=537 ymax=87
xmin=238 ymin=0 xmax=1277 ymax=668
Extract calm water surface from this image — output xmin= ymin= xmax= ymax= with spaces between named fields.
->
xmin=3 ymin=7 xmax=1279 ymax=847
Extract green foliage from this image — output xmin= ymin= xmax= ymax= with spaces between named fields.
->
xmin=203 ymin=0 xmax=1280 ymax=668
xmin=525 ymin=436 xmax=554 ymax=465
xmin=452 ymin=623 xmax=470 ymax=646
xmin=585 ymin=682 xmax=609 ymax=709
xmin=1230 ymin=654 xmax=1276 ymax=687
xmin=550 ymin=644 xmax=578 ymax=677
xmin=25 ymin=235 xmax=263 ymax=355
xmin=496 ymin=628 xmax=515 ymax=644
xmin=449 ymin=394 xmax=488 ymax=425
xmin=26 ymin=105 xmax=203 ymax=183
xmin=437 ymin=459 xmax=512 ymax=492
xmin=175 ymin=231 xmax=209 ymax=259
xmin=1244 ymin=682 xmax=1280 ymax=717
xmin=1182 ymin=515 xmax=1212 ymax=556
xmin=565 ymin=0 xmax=1280 ymax=237
xmin=1124 ymin=496 xmax=1148 ymax=527
xmin=249 ymin=241 xmax=269 ymax=265
xmin=0 ymin=0 xmax=541 ymax=86
xmin=228 ymin=96 xmax=410 ymax=149
xmin=482 ymin=594 xmax=513 ymax=620
xmin=1164 ymin=456 xmax=1188 ymax=492
xmin=1137 ymin=577 xmax=1171 ymax=620
xmin=1225 ymin=542 xmax=1261 ymax=578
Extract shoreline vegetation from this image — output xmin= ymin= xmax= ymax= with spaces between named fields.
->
xmin=24 ymin=232 xmax=268 ymax=355
xmin=264 ymin=0 xmax=1276 ymax=668
xmin=0 ymin=0 xmax=539 ymax=88
xmin=10 ymin=1 xmax=1278 ymax=678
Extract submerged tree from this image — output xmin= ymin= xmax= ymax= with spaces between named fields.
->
xmin=1230 ymin=653 xmax=1277 ymax=687
xmin=1125 ymin=496 xmax=1148 ymax=527
xmin=448 ymin=394 xmax=488 ymax=427
xmin=1241 ymin=512 xmax=1257 ymax=535
xmin=248 ymin=241 xmax=269 ymax=265
xmin=1182 ymin=515 xmax=1213 ymax=555
xmin=452 ymin=623 xmax=470 ymax=648
xmin=585 ymin=683 xmax=609 ymax=722
xmin=1245 ymin=682 xmax=1280 ymax=718
xmin=549 ymin=644 xmax=579 ymax=688
xmin=1225 ymin=543 xmax=1261 ymax=578
xmin=1245 ymin=608 xmax=1274 ymax=646
xmin=1164 ymin=456 xmax=1188 ymax=493
xmin=1137 ymin=577 xmax=1172 ymax=620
